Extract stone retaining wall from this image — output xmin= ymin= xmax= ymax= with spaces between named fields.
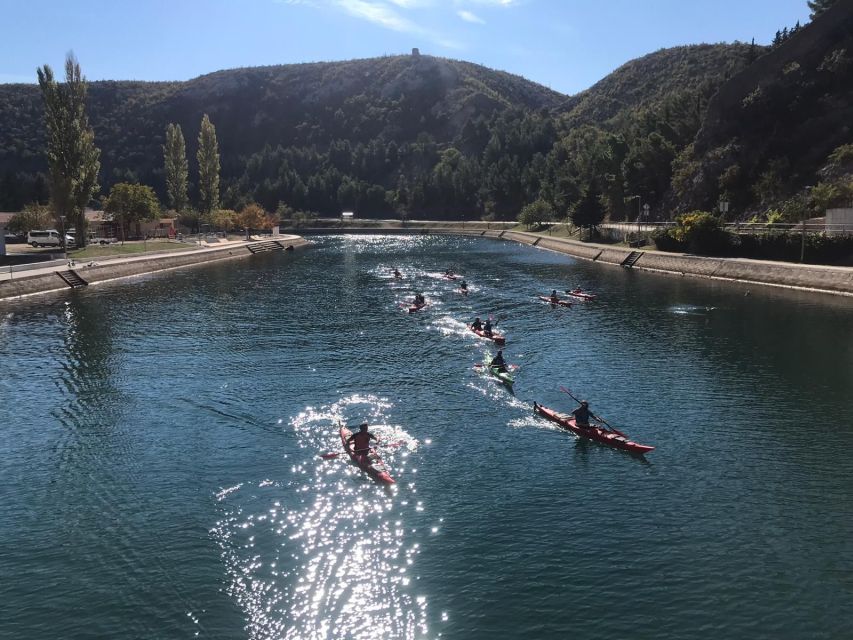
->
xmin=499 ymin=231 xmax=853 ymax=296
xmin=0 ymin=238 xmax=311 ymax=301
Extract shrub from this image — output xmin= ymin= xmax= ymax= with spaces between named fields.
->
xmin=669 ymin=211 xmax=733 ymax=255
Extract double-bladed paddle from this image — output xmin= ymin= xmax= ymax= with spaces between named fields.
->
xmin=558 ymin=386 xmax=627 ymax=437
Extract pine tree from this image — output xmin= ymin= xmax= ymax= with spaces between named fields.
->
xmin=197 ymin=114 xmax=220 ymax=214
xmin=570 ymin=185 xmax=605 ymax=235
xmin=163 ymin=123 xmax=189 ymax=212
xmin=807 ymin=0 xmax=836 ymax=20
xmin=773 ymin=30 xmax=782 ymax=47
xmin=36 ymin=53 xmax=101 ymax=247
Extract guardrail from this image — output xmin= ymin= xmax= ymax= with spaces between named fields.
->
xmin=601 ymin=221 xmax=852 ymax=234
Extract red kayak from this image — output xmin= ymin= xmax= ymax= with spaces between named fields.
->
xmin=537 ymin=295 xmax=572 ymax=308
xmin=339 ymin=426 xmax=395 ymax=484
xmin=443 ymin=273 xmax=459 ymax=281
xmin=532 ymin=402 xmax=654 ymax=454
xmin=471 ymin=325 xmax=505 ymax=345
xmin=408 ymin=301 xmax=427 ymax=313
xmin=565 ymin=290 xmax=597 ymax=301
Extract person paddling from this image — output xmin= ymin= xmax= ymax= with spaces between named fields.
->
xmin=572 ymin=400 xmax=592 ymax=428
xmin=550 ymin=289 xmax=560 ymax=304
xmin=490 ymin=350 xmax=507 ymax=373
xmin=346 ymin=423 xmax=379 ymax=461
xmin=393 ymin=268 xmax=402 ymax=279
xmin=483 ymin=318 xmax=494 ymax=336
xmin=413 ymin=292 xmax=425 ymax=306
xmin=471 ymin=317 xmax=483 ymax=331
xmin=460 ymin=280 xmax=468 ymax=292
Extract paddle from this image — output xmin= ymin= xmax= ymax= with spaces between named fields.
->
xmin=320 ymin=440 xmax=406 ymax=459
xmin=558 ymin=386 xmax=627 ymax=438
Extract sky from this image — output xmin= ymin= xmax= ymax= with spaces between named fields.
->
xmin=0 ymin=0 xmax=812 ymax=95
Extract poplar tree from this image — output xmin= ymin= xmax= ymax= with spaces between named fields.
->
xmin=36 ymin=53 xmax=100 ymax=247
xmin=163 ymin=123 xmax=189 ymax=212
xmin=197 ymin=114 xmax=220 ymax=214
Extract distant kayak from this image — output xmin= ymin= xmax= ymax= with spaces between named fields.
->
xmin=339 ymin=425 xmax=395 ymax=484
xmin=471 ymin=325 xmax=505 ymax=345
xmin=565 ymin=290 xmax=596 ymax=301
xmin=408 ymin=301 xmax=427 ymax=313
xmin=532 ymin=402 xmax=654 ymax=454
xmin=537 ymin=295 xmax=572 ymax=308
xmin=443 ymin=273 xmax=460 ymax=281
xmin=482 ymin=357 xmax=514 ymax=387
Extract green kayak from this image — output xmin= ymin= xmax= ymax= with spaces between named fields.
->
xmin=482 ymin=357 xmax=514 ymax=387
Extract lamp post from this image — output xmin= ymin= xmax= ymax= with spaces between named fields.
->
xmin=59 ymin=215 xmax=67 ymax=261
xmin=800 ymin=186 xmax=813 ymax=263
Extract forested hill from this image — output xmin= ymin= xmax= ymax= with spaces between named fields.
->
xmin=561 ymin=43 xmax=756 ymax=129
xmin=673 ymin=0 xmax=853 ymax=215
xmin=1 ymin=4 xmax=851 ymax=224
xmin=0 ymin=54 xmax=566 ymax=214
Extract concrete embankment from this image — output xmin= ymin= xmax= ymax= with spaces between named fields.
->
xmin=495 ymin=231 xmax=853 ymax=296
xmin=0 ymin=236 xmax=310 ymax=301
xmin=284 ymin=222 xmax=852 ymax=295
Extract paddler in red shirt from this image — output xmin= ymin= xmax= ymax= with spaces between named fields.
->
xmin=347 ymin=423 xmax=379 ymax=460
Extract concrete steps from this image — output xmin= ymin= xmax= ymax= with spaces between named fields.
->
xmin=57 ymin=269 xmax=88 ymax=289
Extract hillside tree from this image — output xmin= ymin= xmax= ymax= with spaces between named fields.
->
xmin=164 ymin=123 xmax=189 ymax=212
xmin=36 ymin=53 xmax=101 ymax=247
xmin=808 ymin=0 xmax=837 ymax=19
xmin=571 ymin=185 xmax=605 ymax=236
xmin=197 ymin=114 xmax=220 ymax=214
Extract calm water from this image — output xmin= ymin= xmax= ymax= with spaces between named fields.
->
xmin=1 ymin=234 xmax=852 ymax=639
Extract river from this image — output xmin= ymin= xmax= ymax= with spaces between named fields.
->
xmin=1 ymin=234 xmax=852 ymax=639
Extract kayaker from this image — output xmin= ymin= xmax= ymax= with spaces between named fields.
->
xmin=490 ymin=350 xmax=507 ymax=373
xmin=393 ymin=268 xmax=402 ymax=279
xmin=346 ymin=423 xmax=379 ymax=460
xmin=483 ymin=318 xmax=493 ymax=336
xmin=550 ymin=289 xmax=559 ymax=303
xmin=572 ymin=401 xmax=592 ymax=428
xmin=471 ymin=317 xmax=483 ymax=331
xmin=414 ymin=292 xmax=425 ymax=305
xmin=445 ymin=268 xmax=455 ymax=277
xmin=460 ymin=280 xmax=468 ymax=291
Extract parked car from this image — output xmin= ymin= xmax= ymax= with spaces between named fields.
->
xmin=3 ymin=232 xmax=26 ymax=244
xmin=27 ymin=230 xmax=73 ymax=247
xmin=88 ymin=233 xmax=117 ymax=245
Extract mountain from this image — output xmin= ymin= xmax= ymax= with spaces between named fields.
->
xmin=1 ymin=10 xmax=851 ymax=223
xmin=673 ymin=0 xmax=853 ymax=215
xmin=0 ymin=54 xmax=564 ymax=213
xmin=560 ymin=43 xmax=757 ymax=129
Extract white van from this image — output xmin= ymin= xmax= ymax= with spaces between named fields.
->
xmin=28 ymin=230 xmax=72 ymax=247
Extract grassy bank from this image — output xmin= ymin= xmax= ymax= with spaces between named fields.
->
xmin=70 ymin=241 xmax=197 ymax=259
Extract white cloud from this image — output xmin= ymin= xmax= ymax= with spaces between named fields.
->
xmin=316 ymin=0 xmax=463 ymax=49
xmin=387 ymin=0 xmax=434 ymax=7
xmin=334 ymin=0 xmax=418 ymax=32
xmin=457 ymin=9 xmax=485 ymax=23
xmin=457 ymin=0 xmax=519 ymax=5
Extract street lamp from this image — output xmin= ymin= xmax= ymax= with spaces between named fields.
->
xmin=801 ymin=186 xmax=813 ymax=263
xmin=59 ymin=214 xmax=67 ymax=261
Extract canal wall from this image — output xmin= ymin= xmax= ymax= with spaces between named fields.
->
xmin=290 ymin=223 xmax=853 ymax=295
xmin=497 ymin=231 xmax=853 ymax=296
xmin=0 ymin=237 xmax=311 ymax=301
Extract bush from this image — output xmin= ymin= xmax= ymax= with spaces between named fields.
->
xmin=652 ymin=228 xmax=684 ymax=252
xmin=670 ymin=211 xmax=733 ymax=255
